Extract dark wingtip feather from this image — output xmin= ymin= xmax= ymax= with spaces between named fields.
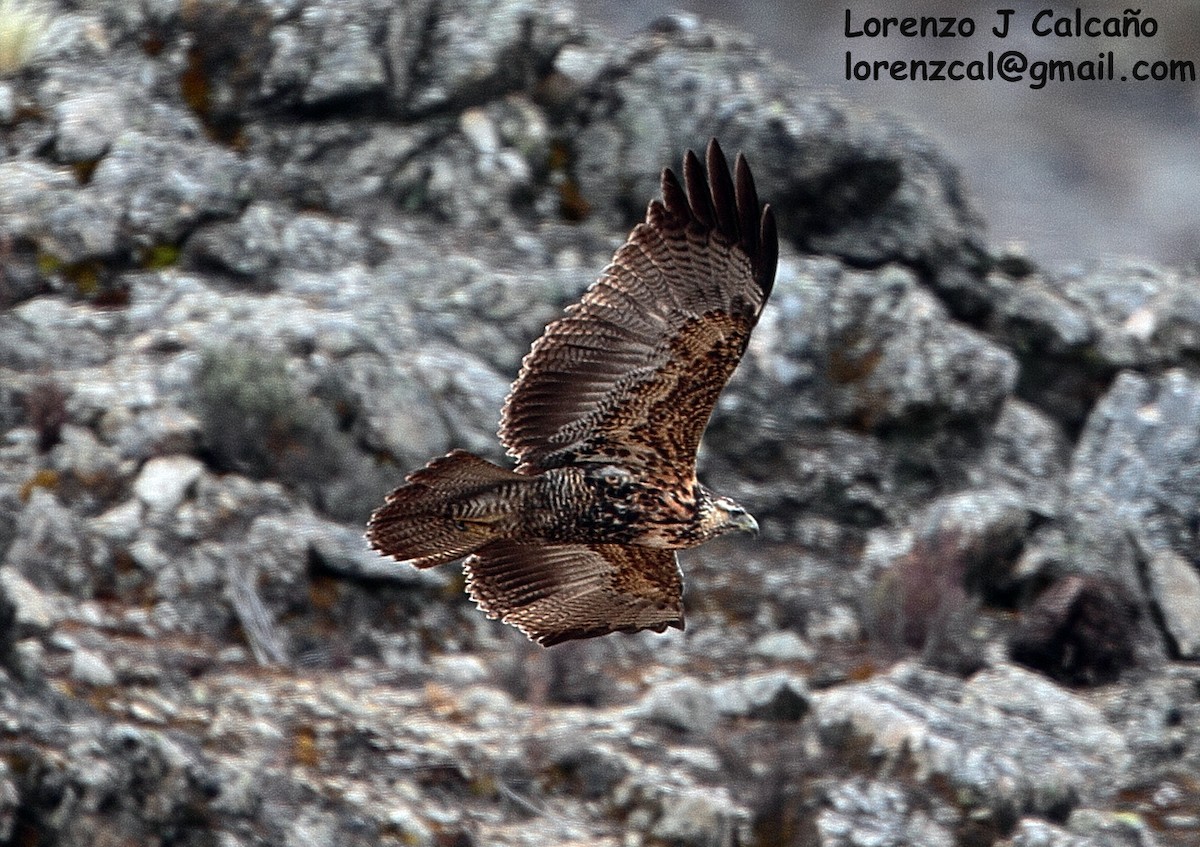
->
xmin=651 ymin=140 xmax=778 ymax=302
xmin=759 ymin=204 xmax=778 ymax=297
xmin=682 ymin=148 xmax=716 ymax=228
xmin=660 ymin=167 xmax=688 ymax=222
xmin=706 ymin=138 xmax=739 ymax=240
xmin=734 ymin=152 xmax=760 ymax=257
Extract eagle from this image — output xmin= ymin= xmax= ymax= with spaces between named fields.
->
xmin=367 ymin=139 xmax=778 ymax=646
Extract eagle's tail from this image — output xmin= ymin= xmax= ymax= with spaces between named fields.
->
xmin=366 ymin=449 xmax=530 ymax=569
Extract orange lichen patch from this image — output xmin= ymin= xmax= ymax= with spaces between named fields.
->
xmin=19 ymin=469 xmax=59 ymax=502
xmin=827 ymin=342 xmax=884 ymax=384
xmin=84 ymin=687 xmax=120 ymax=713
xmin=292 ymin=724 xmax=320 ymax=768
xmin=175 ymin=0 xmax=268 ymax=149
xmin=547 ymin=140 xmax=571 ymax=172
xmin=424 ymin=682 xmax=466 ymax=722
xmin=307 ymin=574 xmax=341 ymax=612
xmin=547 ymin=141 xmax=591 ymax=222
xmin=179 ymin=46 xmax=210 ymax=121
xmin=846 ymin=661 xmax=879 ymax=682
xmin=558 ymin=179 xmax=591 ymax=222
xmin=469 ymin=772 xmax=499 ymax=799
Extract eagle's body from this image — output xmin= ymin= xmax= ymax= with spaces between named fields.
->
xmin=368 ymin=139 xmax=777 ymax=645
xmin=436 ymin=462 xmax=747 ymax=548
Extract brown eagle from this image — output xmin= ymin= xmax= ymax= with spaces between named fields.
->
xmin=367 ymin=139 xmax=778 ymax=646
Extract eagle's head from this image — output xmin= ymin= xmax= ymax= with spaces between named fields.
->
xmin=699 ymin=490 xmax=759 ymax=540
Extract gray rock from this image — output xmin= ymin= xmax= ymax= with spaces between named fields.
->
xmin=387 ymin=125 xmax=542 ymax=230
xmin=1 ymin=297 xmax=114 ymax=372
xmin=777 ymin=264 xmax=1017 ymax=429
xmin=429 ymin=654 xmax=488 ymax=686
xmin=132 ymin=455 xmax=205 ymax=514
xmin=700 ymin=258 xmax=1019 ymax=538
xmin=711 ymin=671 xmax=810 ymax=721
xmin=101 ymin=406 xmax=202 ymax=464
xmin=1145 ymin=550 xmax=1200 ymax=659
xmin=864 ymin=490 xmax=1030 ymax=657
xmin=183 ymin=201 xmax=288 ymax=279
xmin=1002 ymin=819 xmax=1093 ymax=847
xmin=393 ymin=0 xmax=578 ymax=116
xmin=5 ymin=487 xmax=99 ymax=597
xmin=816 ymin=778 xmax=955 ymax=847
xmin=0 ymin=159 xmax=121 ymax=266
xmin=299 ymin=2 xmax=388 ymax=106
xmin=649 ymin=788 xmax=746 ymax=847
xmin=550 ymin=741 xmax=631 ymax=799
xmin=42 ymin=189 xmax=122 ymax=264
xmin=278 ymin=213 xmax=372 ymax=274
xmin=90 ymin=130 xmax=249 ymax=246
xmin=258 ymin=0 xmax=392 ymax=108
xmin=1067 ymin=809 xmax=1161 ymax=847
xmin=749 ymin=630 xmax=814 ymax=662
xmin=70 ymin=648 xmax=117 ymax=686
xmin=0 ymin=761 xmax=16 ymax=842
xmin=914 ymin=489 xmax=1029 ymax=571
xmin=993 ymin=261 xmax=1200 ymax=371
xmin=981 ymin=261 xmax=1200 ymax=426
xmin=0 ymin=82 xmax=15 ymax=124
xmin=53 ymin=90 xmax=125 ymax=162
xmin=813 ymin=662 xmax=1131 ymax=816
xmin=977 ymin=399 xmax=1071 ymax=517
xmin=0 ymin=567 xmax=56 ymax=634
xmin=458 ymin=107 xmax=500 ymax=156
xmin=634 ymin=676 xmax=718 ymax=734
xmin=127 ymin=533 xmax=171 ymax=574
xmin=1064 ymin=369 xmax=1200 ymax=606
xmin=0 ymin=160 xmax=75 ymax=236
xmin=575 ymin=24 xmax=984 ymax=286
xmin=50 ymin=424 xmax=125 ymax=484
xmin=412 ymin=344 xmax=510 ymax=456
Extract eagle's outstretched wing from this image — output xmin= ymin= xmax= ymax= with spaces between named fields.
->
xmin=464 ymin=541 xmax=683 ymax=646
xmin=499 ymin=139 xmax=778 ymax=481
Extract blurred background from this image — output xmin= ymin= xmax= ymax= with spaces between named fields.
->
xmin=585 ymin=0 xmax=1200 ymax=270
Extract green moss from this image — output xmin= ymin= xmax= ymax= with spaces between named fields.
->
xmin=35 ymin=250 xmax=61 ymax=275
xmin=35 ymin=250 xmax=113 ymax=298
xmin=141 ymin=244 xmax=182 ymax=270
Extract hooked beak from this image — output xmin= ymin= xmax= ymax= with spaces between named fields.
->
xmin=732 ymin=510 xmax=759 ymax=536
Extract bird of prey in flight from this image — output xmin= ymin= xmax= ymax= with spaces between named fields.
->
xmin=368 ymin=138 xmax=778 ymax=646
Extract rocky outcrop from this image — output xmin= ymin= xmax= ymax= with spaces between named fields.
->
xmin=1 ymin=1 xmax=1198 ymax=845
